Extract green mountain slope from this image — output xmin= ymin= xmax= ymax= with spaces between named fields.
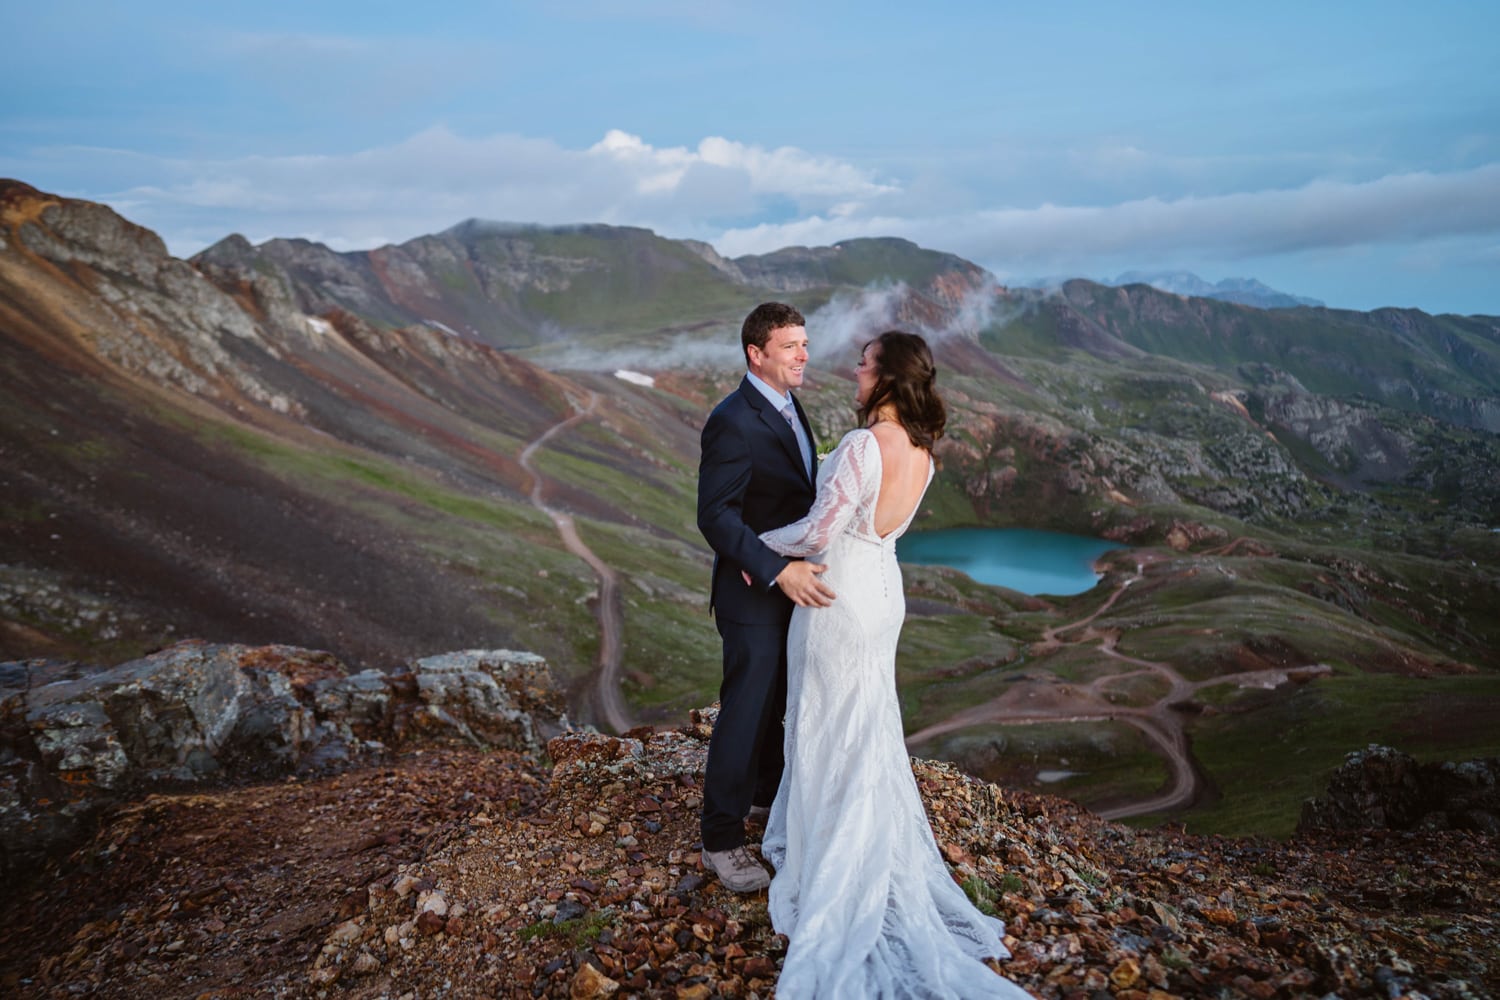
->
xmin=1046 ymin=280 xmax=1500 ymax=430
xmin=4 ymin=177 xmax=1497 ymax=836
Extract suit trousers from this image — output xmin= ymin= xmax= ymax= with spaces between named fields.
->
xmin=701 ymin=617 xmax=788 ymax=852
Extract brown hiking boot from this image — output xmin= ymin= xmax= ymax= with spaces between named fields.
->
xmin=702 ymin=845 xmax=771 ymax=892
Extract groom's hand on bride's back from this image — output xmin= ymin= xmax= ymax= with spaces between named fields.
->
xmin=775 ymin=561 xmax=835 ymax=607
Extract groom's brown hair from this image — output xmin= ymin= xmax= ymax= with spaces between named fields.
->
xmin=741 ymin=302 xmax=806 ymax=365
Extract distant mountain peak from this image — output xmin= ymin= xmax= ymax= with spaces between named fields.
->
xmin=1111 ymin=270 xmax=1323 ymax=309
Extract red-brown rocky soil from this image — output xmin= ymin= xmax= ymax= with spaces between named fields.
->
xmin=2 ymin=720 xmax=1495 ymax=999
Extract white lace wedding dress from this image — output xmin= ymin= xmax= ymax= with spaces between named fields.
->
xmin=759 ymin=428 xmax=1032 ymax=999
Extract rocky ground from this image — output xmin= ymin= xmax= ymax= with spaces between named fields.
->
xmin=2 ymin=717 xmax=1495 ymax=1000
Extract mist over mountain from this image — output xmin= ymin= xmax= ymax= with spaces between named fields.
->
xmin=3 ymin=177 xmax=1498 ymax=842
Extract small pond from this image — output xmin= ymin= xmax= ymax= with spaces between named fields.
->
xmin=898 ymin=527 xmax=1125 ymax=596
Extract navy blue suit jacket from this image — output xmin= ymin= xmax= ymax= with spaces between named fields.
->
xmin=697 ymin=377 xmax=819 ymax=625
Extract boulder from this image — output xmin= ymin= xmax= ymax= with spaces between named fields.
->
xmin=401 ymin=649 xmax=567 ymax=750
xmin=1298 ymin=743 xmax=1500 ymax=834
xmin=0 ymin=640 xmax=570 ymax=882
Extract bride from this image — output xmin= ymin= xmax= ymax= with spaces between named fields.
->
xmin=758 ymin=331 xmax=1032 ymax=998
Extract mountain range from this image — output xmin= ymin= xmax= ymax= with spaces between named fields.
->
xmin=1107 ymin=270 xmax=1325 ymax=309
xmin=2 ymin=177 xmax=1498 ymax=837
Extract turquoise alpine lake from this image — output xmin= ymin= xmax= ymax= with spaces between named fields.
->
xmin=897 ymin=528 xmax=1126 ymax=596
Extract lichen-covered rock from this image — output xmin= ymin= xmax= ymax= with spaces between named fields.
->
xmin=0 ymin=640 xmax=569 ymax=879
xmin=403 ymin=649 xmax=569 ymax=752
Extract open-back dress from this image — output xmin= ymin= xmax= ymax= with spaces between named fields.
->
xmin=759 ymin=428 xmax=1032 ymax=999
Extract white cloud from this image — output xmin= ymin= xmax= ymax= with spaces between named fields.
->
xmin=715 ymin=163 xmax=1500 ymax=272
xmin=692 ymin=136 xmax=896 ymax=198
xmin=23 ymin=125 xmax=1500 ymax=310
xmin=77 ymin=127 xmax=892 ymax=255
xmin=587 ymin=130 xmax=895 ymax=204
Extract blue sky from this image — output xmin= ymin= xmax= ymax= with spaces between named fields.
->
xmin=4 ymin=1 xmax=1498 ymax=315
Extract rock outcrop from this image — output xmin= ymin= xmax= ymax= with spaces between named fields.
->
xmin=0 ymin=641 xmax=569 ymax=880
xmin=1298 ymin=743 xmax=1500 ymax=834
xmin=1 ymin=701 xmax=1496 ymax=997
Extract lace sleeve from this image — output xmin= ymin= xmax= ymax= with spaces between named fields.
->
xmin=760 ymin=430 xmax=876 ymax=557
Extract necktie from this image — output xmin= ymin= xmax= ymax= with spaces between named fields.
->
xmin=782 ymin=403 xmax=812 ymax=477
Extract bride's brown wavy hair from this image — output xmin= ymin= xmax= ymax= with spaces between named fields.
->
xmin=855 ymin=330 xmax=946 ymax=452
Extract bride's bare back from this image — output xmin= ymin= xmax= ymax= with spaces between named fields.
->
xmin=870 ymin=420 xmax=931 ymax=538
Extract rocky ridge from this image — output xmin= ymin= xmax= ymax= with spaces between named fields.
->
xmin=1 ymin=643 xmax=1495 ymax=999
xmin=1 ymin=642 xmax=570 ymax=881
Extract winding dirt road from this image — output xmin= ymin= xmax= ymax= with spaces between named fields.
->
xmin=905 ymin=559 xmax=1329 ymax=820
xmin=518 ymin=391 xmax=635 ymax=735
xmin=519 ymin=398 xmax=1327 ymax=811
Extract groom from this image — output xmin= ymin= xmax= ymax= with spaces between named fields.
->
xmin=696 ymin=301 xmax=835 ymax=892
